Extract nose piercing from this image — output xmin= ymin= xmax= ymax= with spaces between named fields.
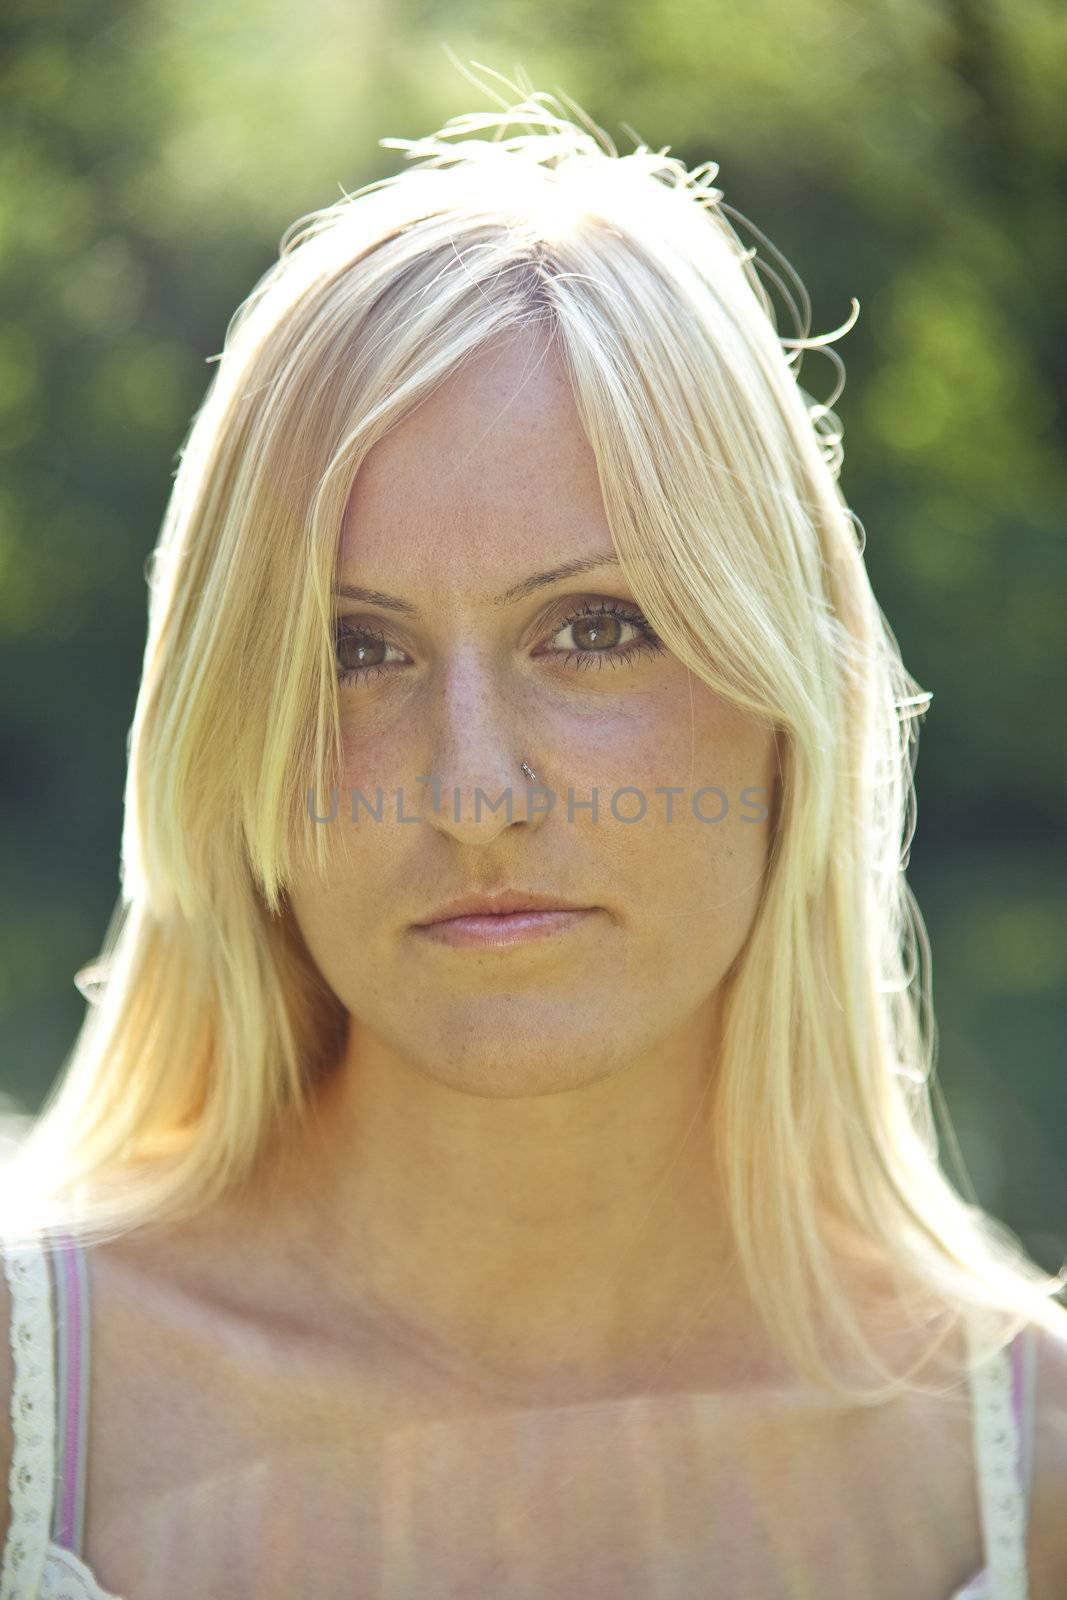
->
xmin=520 ymin=761 xmax=537 ymax=782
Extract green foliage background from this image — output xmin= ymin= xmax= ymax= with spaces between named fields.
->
xmin=1 ymin=0 xmax=1063 ymax=1265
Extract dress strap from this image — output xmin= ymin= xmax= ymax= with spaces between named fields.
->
xmin=48 ymin=1232 xmax=90 ymax=1558
xmin=0 ymin=1234 xmax=56 ymax=1600
xmin=965 ymin=1310 xmax=1031 ymax=1599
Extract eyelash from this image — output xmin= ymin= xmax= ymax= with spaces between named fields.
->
xmin=333 ymin=600 xmax=666 ymax=688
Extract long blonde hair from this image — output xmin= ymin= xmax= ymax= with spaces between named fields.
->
xmin=3 ymin=70 xmax=1064 ymax=1398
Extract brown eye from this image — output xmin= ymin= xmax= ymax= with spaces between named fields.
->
xmin=334 ymin=623 xmax=402 ymax=686
xmin=337 ymin=630 xmax=386 ymax=671
xmin=567 ymin=612 xmax=625 ymax=652
xmin=544 ymin=601 xmax=666 ymax=671
xmin=332 ymin=602 xmax=668 ymax=690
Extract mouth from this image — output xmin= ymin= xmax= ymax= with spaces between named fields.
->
xmin=410 ymin=908 xmax=602 ymax=949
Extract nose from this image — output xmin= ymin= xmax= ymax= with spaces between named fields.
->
xmin=412 ymin=657 xmax=550 ymax=844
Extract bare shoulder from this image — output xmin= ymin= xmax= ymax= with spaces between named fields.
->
xmin=1028 ymin=1308 xmax=1067 ymax=1599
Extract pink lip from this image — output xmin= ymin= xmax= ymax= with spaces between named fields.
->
xmin=412 ymin=909 xmax=600 ymax=948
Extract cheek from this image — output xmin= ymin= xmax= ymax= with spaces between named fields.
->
xmin=283 ymin=873 xmax=347 ymax=1000
xmin=284 ymin=827 xmax=397 ymax=1001
xmin=587 ymin=679 xmax=776 ymax=833
xmin=604 ymin=709 xmax=777 ymax=954
xmin=558 ymin=678 xmax=770 ymax=792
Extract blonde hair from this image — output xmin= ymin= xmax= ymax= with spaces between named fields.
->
xmin=3 ymin=68 xmax=1064 ymax=1398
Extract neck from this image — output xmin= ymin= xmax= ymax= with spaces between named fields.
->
xmin=257 ymin=997 xmax=750 ymax=1397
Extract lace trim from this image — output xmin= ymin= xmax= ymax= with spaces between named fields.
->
xmin=1 ymin=1238 xmax=56 ymax=1600
xmin=967 ymin=1310 xmax=1028 ymax=1600
xmin=40 ymin=1545 xmax=124 ymax=1600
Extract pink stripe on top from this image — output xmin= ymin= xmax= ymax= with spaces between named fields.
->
xmin=49 ymin=1230 xmax=91 ymax=1558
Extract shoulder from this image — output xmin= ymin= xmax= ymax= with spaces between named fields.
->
xmin=1027 ymin=1309 xmax=1067 ymax=1598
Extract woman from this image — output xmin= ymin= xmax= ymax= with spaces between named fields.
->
xmin=1 ymin=75 xmax=1065 ymax=1599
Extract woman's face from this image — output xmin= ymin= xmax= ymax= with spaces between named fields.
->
xmin=286 ymin=326 xmax=779 ymax=1097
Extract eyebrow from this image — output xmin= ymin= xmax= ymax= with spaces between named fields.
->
xmin=331 ymin=553 xmax=623 ymax=616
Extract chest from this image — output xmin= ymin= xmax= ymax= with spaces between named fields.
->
xmin=77 ymin=1320 xmax=985 ymax=1600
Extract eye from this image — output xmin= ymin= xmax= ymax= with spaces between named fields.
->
xmin=332 ymin=600 xmax=667 ymax=688
xmin=334 ymin=623 xmax=406 ymax=687
xmin=541 ymin=601 xmax=666 ymax=673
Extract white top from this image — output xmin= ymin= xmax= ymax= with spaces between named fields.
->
xmin=0 ymin=1231 xmax=1039 ymax=1599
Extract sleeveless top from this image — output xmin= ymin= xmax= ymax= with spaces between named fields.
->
xmin=0 ymin=1230 xmax=1040 ymax=1600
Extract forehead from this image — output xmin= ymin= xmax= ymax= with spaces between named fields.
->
xmin=338 ymin=329 xmax=616 ymax=595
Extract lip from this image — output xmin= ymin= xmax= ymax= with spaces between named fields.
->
xmin=413 ymin=890 xmax=595 ymax=926
xmin=411 ymin=908 xmax=600 ymax=948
